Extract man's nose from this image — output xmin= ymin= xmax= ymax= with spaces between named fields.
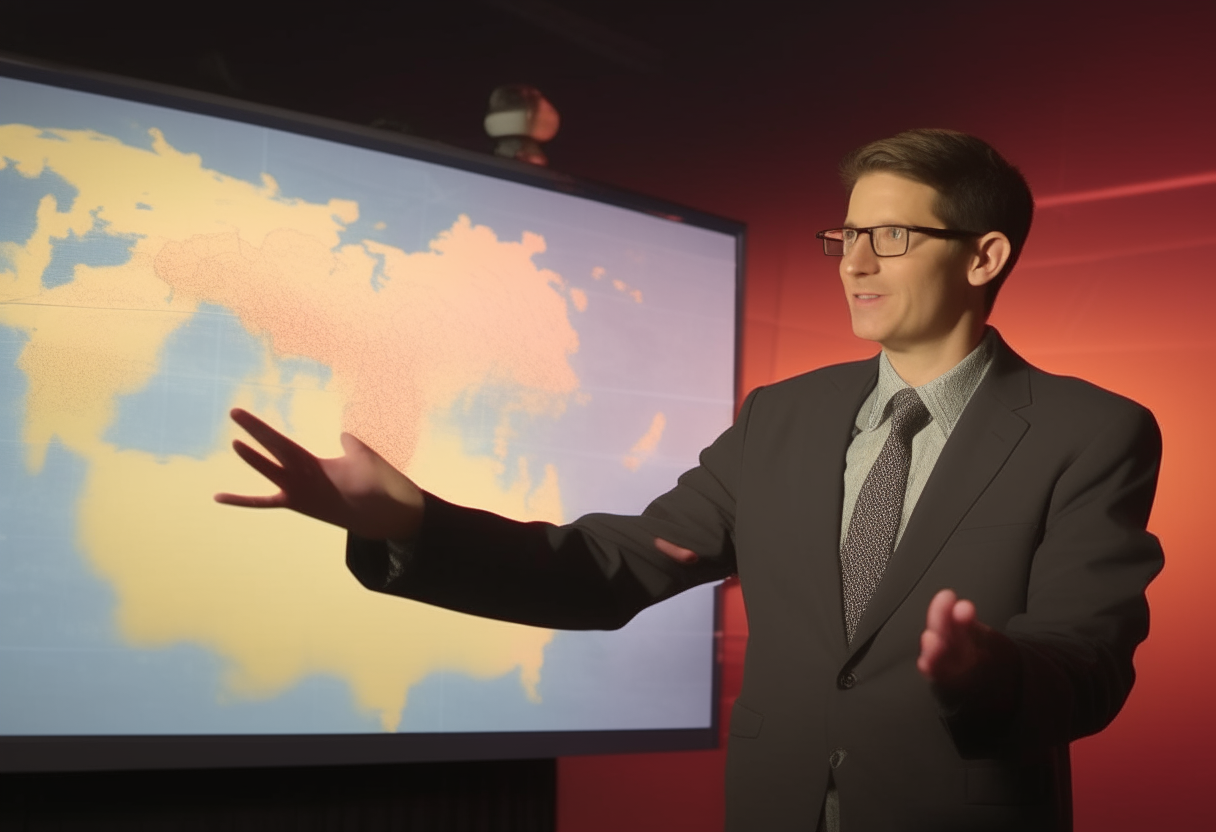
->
xmin=841 ymin=232 xmax=878 ymax=277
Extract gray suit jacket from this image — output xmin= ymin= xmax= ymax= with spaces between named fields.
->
xmin=348 ymin=334 xmax=1163 ymax=831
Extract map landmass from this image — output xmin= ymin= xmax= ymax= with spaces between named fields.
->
xmin=0 ymin=123 xmax=594 ymax=731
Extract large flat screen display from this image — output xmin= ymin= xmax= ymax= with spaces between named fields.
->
xmin=0 ymin=58 xmax=741 ymax=771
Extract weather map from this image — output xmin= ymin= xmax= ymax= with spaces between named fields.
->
xmin=0 ymin=74 xmax=737 ymax=737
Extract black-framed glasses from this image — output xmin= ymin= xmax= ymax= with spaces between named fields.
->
xmin=815 ymin=225 xmax=981 ymax=257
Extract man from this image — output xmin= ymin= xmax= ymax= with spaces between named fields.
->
xmin=218 ymin=129 xmax=1163 ymax=831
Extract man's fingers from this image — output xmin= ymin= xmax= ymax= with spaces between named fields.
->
xmin=920 ymin=590 xmax=991 ymax=688
xmin=917 ymin=629 xmax=945 ymax=677
xmin=925 ymin=588 xmax=958 ymax=636
xmin=654 ymin=537 xmax=699 ymax=565
xmin=952 ymin=598 xmax=977 ymax=626
xmin=232 ymin=439 xmax=288 ymax=487
xmin=921 ymin=590 xmax=965 ymax=683
xmin=230 ymin=408 xmax=310 ymax=465
xmin=213 ymin=491 xmax=288 ymax=508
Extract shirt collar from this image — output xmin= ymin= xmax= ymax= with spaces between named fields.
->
xmin=860 ymin=328 xmax=997 ymax=440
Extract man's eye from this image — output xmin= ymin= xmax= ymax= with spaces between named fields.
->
xmin=842 ymin=229 xmax=858 ymax=243
xmin=884 ymin=227 xmax=905 ymax=240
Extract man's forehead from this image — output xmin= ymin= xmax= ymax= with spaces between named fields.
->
xmin=845 ymin=172 xmax=943 ymax=225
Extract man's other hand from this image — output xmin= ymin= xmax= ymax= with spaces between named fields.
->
xmin=214 ymin=408 xmax=424 ymax=541
xmin=918 ymin=588 xmax=994 ymax=691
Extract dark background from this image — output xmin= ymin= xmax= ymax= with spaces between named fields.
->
xmin=3 ymin=2 xmax=1215 ymax=829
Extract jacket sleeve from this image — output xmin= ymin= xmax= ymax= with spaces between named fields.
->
xmin=947 ymin=400 xmax=1164 ymax=755
xmin=345 ymin=388 xmax=762 ymax=630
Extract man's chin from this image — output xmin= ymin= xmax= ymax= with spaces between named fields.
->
xmin=849 ymin=320 xmax=888 ymax=344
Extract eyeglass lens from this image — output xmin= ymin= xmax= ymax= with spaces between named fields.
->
xmin=822 ymin=227 xmax=910 ymax=257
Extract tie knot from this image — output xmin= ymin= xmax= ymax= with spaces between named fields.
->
xmin=889 ymin=388 xmax=930 ymax=440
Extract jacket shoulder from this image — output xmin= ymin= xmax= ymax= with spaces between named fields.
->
xmin=986 ymin=333 xmax=1156 ymax=426
xmin=1021 ymin=361 xmax=1155 ymax=423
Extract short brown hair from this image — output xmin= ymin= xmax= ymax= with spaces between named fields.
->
xmin=839 ymin=129 xmax=1034 ymax=312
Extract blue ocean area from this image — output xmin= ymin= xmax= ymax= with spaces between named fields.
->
xmin=42 ymin=209 xmax=142 ymax=288
xmin=104 ymin=304 xmax=263 ymax=459
xmin=104 ymin=303 xmax=334 ymax=460
xmin=0 ymin=161 xmax=78 ymax=271
xmin=440 ymin=384 xmax=567 ymax=497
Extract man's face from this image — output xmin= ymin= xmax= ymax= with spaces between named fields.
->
xmin=840 ymin=172 xmax=976 ymax=351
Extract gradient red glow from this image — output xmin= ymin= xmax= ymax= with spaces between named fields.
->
xmin=558 ymin=8 xmax=1216 ymax=830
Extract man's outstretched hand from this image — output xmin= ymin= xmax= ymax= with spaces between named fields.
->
xmin=918 ymin=588 xmax=1019 ymax=705
xmin=214 ymin=408 xmax=424 ymax=542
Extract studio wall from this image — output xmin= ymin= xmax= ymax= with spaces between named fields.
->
xmin=1 ymin=7 xmax=1211 ymax=830
xmin=556 ymin=5 xmax=1216 ymax=831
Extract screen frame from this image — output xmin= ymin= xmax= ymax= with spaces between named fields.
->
xmin=0 ymin=52 xmax=744 ymax=773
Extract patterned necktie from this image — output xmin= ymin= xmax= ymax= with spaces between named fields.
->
xmin=840 ymin=387 xmax=931 ymax=644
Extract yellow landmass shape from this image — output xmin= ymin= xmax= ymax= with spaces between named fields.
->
xmin=0 ymin=122 xmax=583 ymax=730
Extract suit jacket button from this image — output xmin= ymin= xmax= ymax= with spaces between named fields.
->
xmin=829 ymin=749 xmax=847 ymax=769
xmin=838 ymin=672 xmax=856 ymax=690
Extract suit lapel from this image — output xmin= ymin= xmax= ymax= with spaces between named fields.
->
xmin=797 ymin=359 xmax=878 ymax=651
xmin=846 ymin=338 xmax=1032 ymax=654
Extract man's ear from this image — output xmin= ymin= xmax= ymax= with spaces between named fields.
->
xmin=967 ymin=231 xmax=1011 ymax=288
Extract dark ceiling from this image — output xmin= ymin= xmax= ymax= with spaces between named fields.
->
xmin=0 ymin=3 xmax=791 ymax=174
xmin=9 ymin=2 xmax=1195 ymax=220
